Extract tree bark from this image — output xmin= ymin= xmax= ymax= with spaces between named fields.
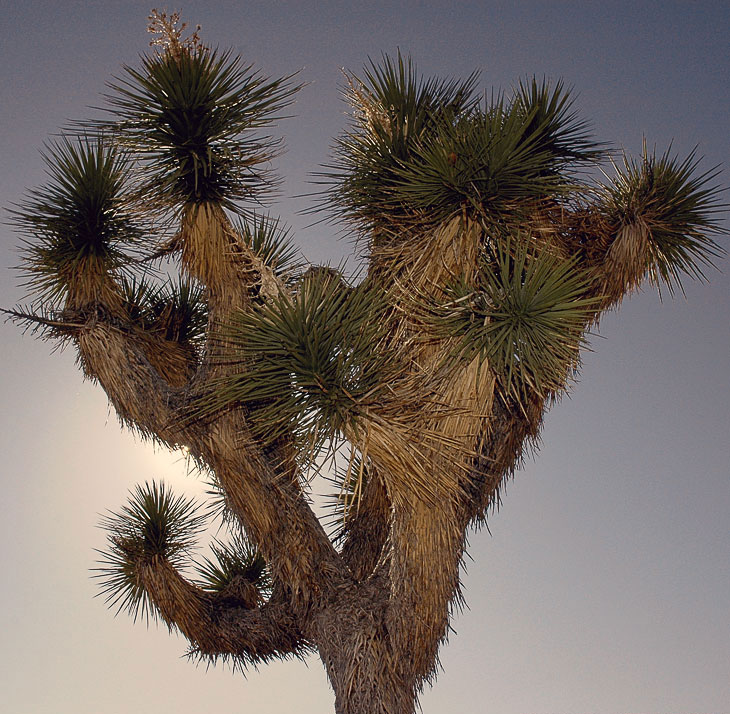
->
xmin=312 ymin=576 xmax=420 ymax=714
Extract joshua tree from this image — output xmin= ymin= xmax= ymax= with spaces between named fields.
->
xmin=8 ymin=11 xmax=725 ymax=714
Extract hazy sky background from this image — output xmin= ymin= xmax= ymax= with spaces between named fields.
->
xmin=1 ymin=2 xmax=728 ymax=713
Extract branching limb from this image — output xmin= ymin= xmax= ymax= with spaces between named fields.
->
xmin=141 ymin=557 xmax=308 ymax=661
xmin=76 ymin=314 xmax=347 ymax=603
xmin=338 ymin=468 xmax=391 ymax=581
xmin=553 ymin=148 xmax=725 ymax=308
xmin=96 ymin=481 xmax=308 ymax=663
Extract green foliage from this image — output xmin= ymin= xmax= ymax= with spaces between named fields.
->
xmin=512 ymin=77 xmax=604 ymax=169
xmin=120 ymin=276 xmax=208 ymax=346
xmin=234 ymin=214 xmax=302 ymax=279
xmin=600 ymin=145 xmax=726 ymax=292
xmin=197 ymin=533 xmax=270 ymax=596
xmin=431 ymin=237 xmax=598 ymax=403
xmin=386 ymin=98 xmax=576 ymax=225
xmin=96 ymin=481 xmax=205 ymax=620
xmin=202 ymin=270 xmax=392 ymax=455
xmin=326 ymin=56 xmax=604 ymax=232
xmin=102 ymin=47 xmax=299 ymax=210
xmin=12 ymin=136 xmax=142 ymax=305
xmin=325 ymin=52 xmax=479 ymax=229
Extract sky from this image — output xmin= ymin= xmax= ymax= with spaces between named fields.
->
xmin=0 ymin=1 xmax=728 ymax=713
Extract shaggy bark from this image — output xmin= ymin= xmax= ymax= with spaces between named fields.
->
xmin=61 ymin=213 xmax=563 ymax=713
xmin=23 ymin=197 xmax=650 ymax=714
xmin=70 ymin=312 xmax=484 ymax=713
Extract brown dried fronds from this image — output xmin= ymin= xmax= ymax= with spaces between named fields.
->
xmin=140 ymin=554 xmax=307 ymax=663
xmin=77 ymin=322 xmax=182 ymax=440
xmin=602 ymin=219 xmax=650 ymax=302
xmin=529 ymin=201 xmax=610 ymax=264
xmin=347 ymin=408 xmax=469 ymax=511
xmin=556 ymin=205 xmax=652 ymax=310
xmin=140 ymin=555 xmax=211 ymax=634
xmin=55 ymin=253 xmax=125 ymax=315
xmin=370 ymin=215 xmax=482 ymax=294
xmin=202 ymin=415 xmax=341 ymax=602
xmin=139 ymin=332 xmax=198 ymax=387
xmin=336 ymin=216 xmax=502 ymax=521
xmin=337 ymin=467 xmax=392 ymax=579
xmin=388 ymin=498 xmax=464 ymax=681
xmin=148 ymin=9 xmax=203 ymax=60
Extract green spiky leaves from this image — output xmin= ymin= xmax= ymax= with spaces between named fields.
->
xmin=327 ymin=53 xmax=478 ymax=230
xmin=433 ymin=237 xmax=599 ymax=404
xmin=387 ymin=95 xmax=584 ymax=225
xmin=512 ymin=77 xmax=605 ymax=169
xmin=600 ymin=146 xmax=725 ymax=293
xmin=203 ymin=270 xmax=392 ymax=454
xmin=96 ymin=481 xmax=205 ymax=621
xmin=327 ymin=55 xmax=603 ymax=232
xmin=235 ymin=214 xmax=302 ymax=280
xmin=13 ymin=136 xmax=142 ymax=307
xmin=104 ymin=46 xmax=299 ymax=210
xmin=197 ymin=534 xmax=270 ymax=605
xmin=120 ymin=276 xmax=208 ymax=347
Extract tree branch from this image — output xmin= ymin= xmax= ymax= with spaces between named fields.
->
xmin=136 ymin=554 xmax=308 ymax=662
xmin=339 ymin=468 xmax=391 ymax=581
xmin=74 ymin=314 xmax=349 ymax=603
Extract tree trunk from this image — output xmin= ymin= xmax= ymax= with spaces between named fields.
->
xmin=312 ymin=579 xmax=420 ymax=714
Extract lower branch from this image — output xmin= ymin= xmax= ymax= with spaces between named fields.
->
xmin=138 ymin=554 xmax=308 ymax=663
xmin=76 ymin=317 xmax=349 ymax=602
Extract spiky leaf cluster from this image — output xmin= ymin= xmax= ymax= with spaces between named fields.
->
xmin=600 ymin=146 xmax=725 ymax=292
xmin=432 ymin=238 xmax=598 ymax=403
xmin=205 ymin=270 xmax=392 ymax=453
xmin=387 ymin=98 xmax=577 ymax=225
xmin=234 ymin=214 xmax=302 ymax=279
xmin=197 ymin=534 xmax=270 ymax=599
xmin=512 ymin=77 xmax=604 ymax=169
xmin=327 ymin=57 xmax=603 ymax=232
xmin=12 ymin=137 xmax=142 ymax=305
xmin=326 ymin=53 xmax=478 ymax=228
xmin=96 ymin=481 xmax=205 ymax=620
xmin=103 ymin=47 xmax=298 ymax=210
xmin=120 ymin=276 xmax=207 ymax=346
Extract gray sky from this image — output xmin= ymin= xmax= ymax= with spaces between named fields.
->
xmin=1 ymin=2 xmax=728 ymax=713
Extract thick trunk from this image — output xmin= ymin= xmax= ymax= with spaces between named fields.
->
xmin=328 ymin=647 xmax=417 ymax=714
xmin=312 ymin=578 xmax=420 ymax=714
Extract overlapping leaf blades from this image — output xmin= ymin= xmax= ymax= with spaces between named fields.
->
xmin=512 ymin=77 xmax=604 ymax=169
xmin=326 ymin=56 xmax=604 ymax=232
xmin=103 ymin=47 xmax=298 ymax=209
xmin=600 ymin=146 xmax=725 ymax=292
xmin=431 ymin=237 xmax=599 ymax=404
xmin=197 ymin=533 xmax=270 ymax=600
xmin=95 ymin=481 xmax=205 ymax=621
xmin=119 ymin=276 xmax=208 ymax=346
xmin=205 ymin=270 xmax=392 ymax=456
xmin=326 ymin=52 xmax=479 ymax=229
xmin=12 ymin=137 xmax=142 ymax=305
xmin=234 ymin=214 xmax=302 ymax=279
xmin=11 ymin=29 xmax=727 ymax=678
